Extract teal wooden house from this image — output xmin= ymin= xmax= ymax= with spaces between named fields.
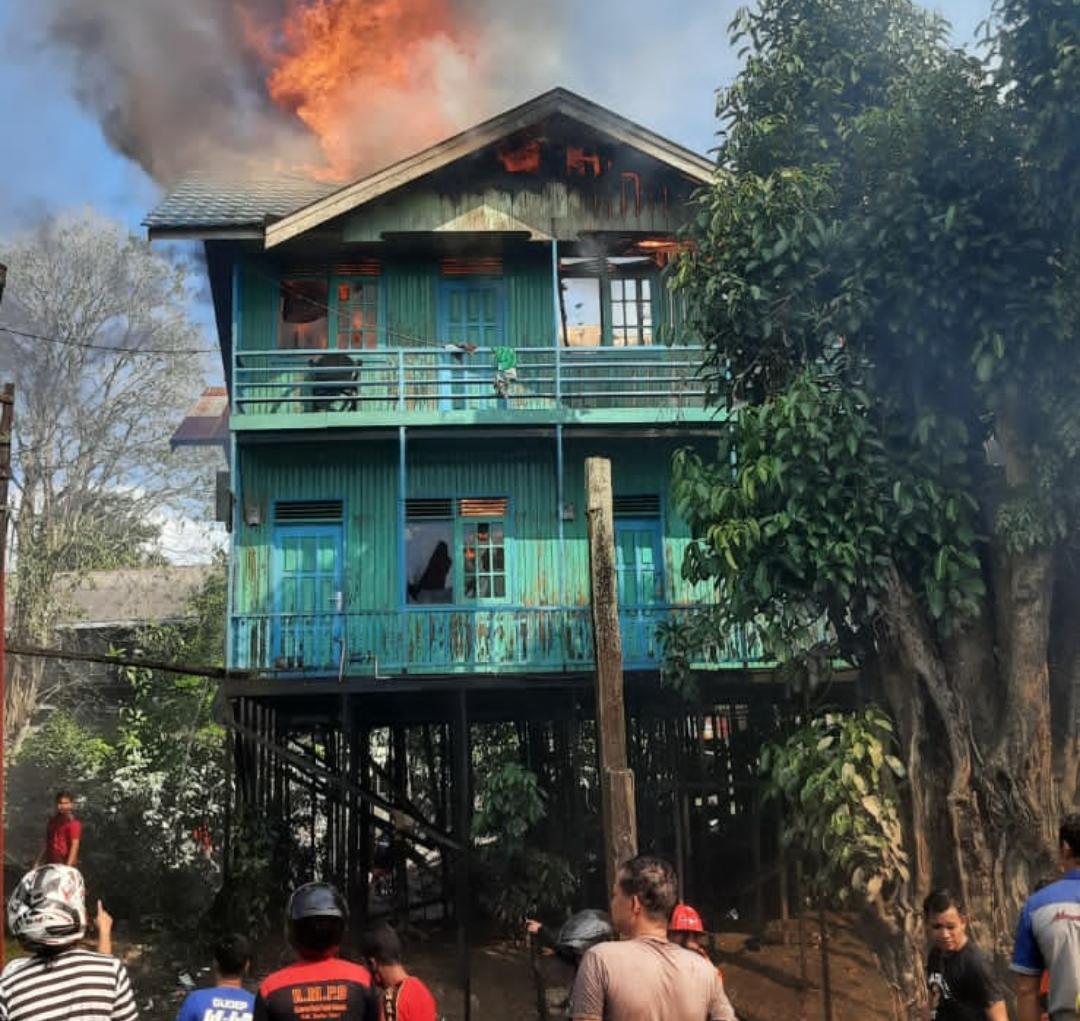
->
xmin=153 ymin=88 xmax=751 ymax=683
xmin=152 ymin=89 xmax=796 ymax=949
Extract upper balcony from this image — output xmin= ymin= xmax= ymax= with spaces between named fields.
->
xmin=231 ymin=344 xmax=714 ymax=431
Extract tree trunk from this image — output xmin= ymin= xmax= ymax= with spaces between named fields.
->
xmin=864 ymin=554 xmax=1059 ymax=1018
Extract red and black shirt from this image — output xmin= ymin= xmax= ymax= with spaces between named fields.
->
xmin=254 ymin=958 xmax=378 ymax=1021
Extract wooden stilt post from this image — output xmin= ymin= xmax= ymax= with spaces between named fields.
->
xmin=585 ymin=457 xmax=637 ymax=895
xmin=347 ymin=708 xmax=361 ymax=930
xmin=392 ymin=726 xmax=410 ymax=918
xmin=454 ymin=690 xmax=472 ymax=1021
xmin=358 ymin=726 xmax=371 ymax=918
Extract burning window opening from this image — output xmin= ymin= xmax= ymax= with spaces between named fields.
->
xmin=279 ymin=276 xmax=379 ymax=350
xmin=496 ymin=138 xmax=542 ymax=174
xmin=620 ymin=171 xmax=642 ymax=216
xmin=566 ymin=145 xmax=606 ymax=178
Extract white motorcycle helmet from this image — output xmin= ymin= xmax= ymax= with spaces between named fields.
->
xmin=8 ymin=865 xmax=87 ymax=952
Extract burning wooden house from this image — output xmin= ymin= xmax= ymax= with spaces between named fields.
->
xmin=150 ymin=87 xmax=798 ymax=942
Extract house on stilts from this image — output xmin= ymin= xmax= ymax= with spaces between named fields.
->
xmin=151 ymin=88 xmax=823 ymax=940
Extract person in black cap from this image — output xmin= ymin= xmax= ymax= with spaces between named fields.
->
xmin=253 ymin=882 xmax=378 ymax=1021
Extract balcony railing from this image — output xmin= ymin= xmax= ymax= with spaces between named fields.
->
xmin=232 ymin=346 xmax=709 ymax=420
xmin=230 ymin=606 xmax=767 ymax=677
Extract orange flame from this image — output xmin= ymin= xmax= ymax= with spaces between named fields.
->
xmin=246 ymin=0 xmax=481 ymax=181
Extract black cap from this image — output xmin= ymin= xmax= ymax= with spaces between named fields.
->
xmin=287 ymin=883 xmax=348 ymax=922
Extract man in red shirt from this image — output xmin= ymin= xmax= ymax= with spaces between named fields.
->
xmin=253 ymin=882 xmax=378 ymax=1021
xmin=361 ymin=924 xmax=437 ymax=1021
xmin=36 ymin=791 xmax=82 ymax=867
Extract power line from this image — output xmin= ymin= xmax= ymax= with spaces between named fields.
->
xmin=0 ymin=324 xmax=216 ymax=356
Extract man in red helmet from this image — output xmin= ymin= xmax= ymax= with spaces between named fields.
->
xmin=254 ymin=882 xmax=378 ymax=1021
xmin=669 ymin=903 xmax=711 ymax=961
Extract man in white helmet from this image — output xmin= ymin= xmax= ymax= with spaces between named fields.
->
xmin=0 ymin=865 xmax=137 ymax=1021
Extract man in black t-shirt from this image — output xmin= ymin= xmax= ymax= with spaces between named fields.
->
xmin=924 ymin=889 xmax=1007 ymax=1021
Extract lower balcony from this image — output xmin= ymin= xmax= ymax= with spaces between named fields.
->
xmin=230 ymin=606 xmax=766 ymax=677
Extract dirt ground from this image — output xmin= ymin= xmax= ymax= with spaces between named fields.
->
xmin=101 ymin=912 xmax=893 ymax=1021
xmin=403 ymin=913 xmax=895 ymax=1021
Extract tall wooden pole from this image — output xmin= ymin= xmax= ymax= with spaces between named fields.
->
xmin=585 ymin=457 xmax=637 ymax=896
xmin=0 ymin=382 xmax=14 ymax=970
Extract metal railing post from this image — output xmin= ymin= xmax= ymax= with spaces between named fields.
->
xmin=398 ymin=351 xmax=406 ymax=411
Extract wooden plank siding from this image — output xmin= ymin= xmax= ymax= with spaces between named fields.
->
xmin=228 ymin=435 xmax=728 ymax=675
xmin=230 ymin=251 xmax=710 ymax=426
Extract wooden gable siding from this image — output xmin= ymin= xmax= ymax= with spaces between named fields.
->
xmin=341 ymin=182 xmax=689 ymax=243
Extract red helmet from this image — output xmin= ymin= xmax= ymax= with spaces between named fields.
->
xmin=670 ymin=903 xmax=705 ymax=933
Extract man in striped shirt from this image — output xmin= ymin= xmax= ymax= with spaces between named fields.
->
xmin=0 ymin=865 xmax=138 ymax=1021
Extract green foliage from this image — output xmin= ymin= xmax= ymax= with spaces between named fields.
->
xmin=8 ymin=562 xmax=228 ymax=933
xmin=471 ymin=762 xmax=578 ymax=929
xmin=669 ymin=0 xmax=1080 ymax=663
xmin=762 ymin=708 xmax=908 ymax=902
xmin=673 ymin=367 xmax=984 ymax=635
xmin=992 ymin=0 xmax=1080 ymax=235
xmin=17 ymin=711 xmax=111 ymax=778
xmin=51 ymin=492 xmax=168 ymax=573
xmin=471 ymin=762 xmax=548 ymax=844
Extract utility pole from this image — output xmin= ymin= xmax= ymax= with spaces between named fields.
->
xmin=0 ymin=380 xmax=13 ymax=970
xmin=585 ymin=457 xmax=637 ymax=896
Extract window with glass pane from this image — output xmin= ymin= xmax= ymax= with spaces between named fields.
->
xmin=335 ymin=280 xmax=379 ymax=349
xmin=560 ymin=277 xmax=602 ymax=346
xmin=406 ymin=521 xmax=454 ymax=604
xmin=615 ymin=521 xmax=663 ymax=605
xmin=462 ymin=520 xmax=507 ymax=600
xmin=279 ymin=279 xmax=329 ymax=349
xmin=610 ymin=277 xmax=654 ymax=346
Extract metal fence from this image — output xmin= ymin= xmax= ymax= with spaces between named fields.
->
xmin=230 ymin=605 xmax=766 ymax=676
xmin=232 ymin=345 xmax=709 ymax=416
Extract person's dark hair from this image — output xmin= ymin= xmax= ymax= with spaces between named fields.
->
xmin=55 ymin=790 xmax=74 ymax=803
xmin=291 ymin=916 xmax=345 ymax=954
xmin=616 ymin=856 xmax=678 ymax=922
xmin=923 ymin=889 xmax=964 ymax=917
xmin=361 ymin=923 xmax=403 ymax=966
xmin=213 ymin=934 xmax=252 ymax=977
xmin=1059 ymin=815 xmax=1080 ymax=857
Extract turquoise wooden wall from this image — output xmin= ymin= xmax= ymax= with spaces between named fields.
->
xmin=235 ymin=251 xmax=690 ymax=352
xmin=232 ymin=435 xmax=712 ymax=616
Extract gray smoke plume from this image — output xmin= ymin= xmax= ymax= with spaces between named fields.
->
xmin=31 ymin=0 xmax=576 ymax=185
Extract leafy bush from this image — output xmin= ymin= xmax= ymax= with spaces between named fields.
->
xmin=761 ymin=708 xmax=908 ymax=904
xmin=471 ymin=762 xmax=578 ymax=928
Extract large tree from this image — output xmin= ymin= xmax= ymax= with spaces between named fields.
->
xmin=669 ymin=0 xmax=1080 ymax=1010
xmin=0 ymin=211 xmax=213 ymax=751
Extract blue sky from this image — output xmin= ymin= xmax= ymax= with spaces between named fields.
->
xmin=0 ymin=0 xmax=994 ymax=238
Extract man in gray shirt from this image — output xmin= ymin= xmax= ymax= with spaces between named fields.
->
xmin=570 ymin=856 xmax=737 ymax=1021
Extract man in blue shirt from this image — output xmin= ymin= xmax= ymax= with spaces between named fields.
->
xmin=177 ymin=935 xmax=255 ymax=1021
xmin=1011 ymin=815 xmax=1080 ymax=1021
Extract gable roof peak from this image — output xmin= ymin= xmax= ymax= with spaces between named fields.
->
xmin=264 ymin=85 xmax=715 ymax=249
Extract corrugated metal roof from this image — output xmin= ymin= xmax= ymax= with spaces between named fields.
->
xmin=52 ymin=565 xmax=219 ymax=627
xmin=144 ymin=173 xmax=336 ymax=231
xmin=171 ymin=386 xmax=229 ymax=449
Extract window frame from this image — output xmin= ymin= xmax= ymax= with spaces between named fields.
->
xmin=556 ymin=260 xmax=658 ymax=347
xmin=276 ymin=272 xmax=384 ymax=351
xmin=403 ymin=496 xmax=512 ymax=608
xmin=608 ymin=275 xmax=655 ymax=347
